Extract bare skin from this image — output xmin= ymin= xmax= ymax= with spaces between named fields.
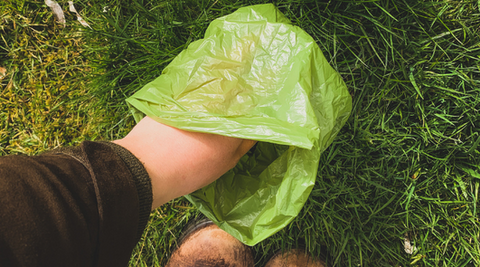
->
xmin=113 ymin=116 xmax=256 ymax=210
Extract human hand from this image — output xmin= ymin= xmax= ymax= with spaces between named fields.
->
xmin=114 ymin=116 xmax=256 ymax=209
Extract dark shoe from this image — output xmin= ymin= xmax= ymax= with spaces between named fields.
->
xmin=264 ymin=248 xmax=326 ymax=267
xmin=166 ymin=219 xmax=254 ymax=267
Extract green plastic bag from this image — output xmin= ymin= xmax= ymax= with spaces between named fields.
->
xmin=126 ymin=4 xmax=352 ymax=245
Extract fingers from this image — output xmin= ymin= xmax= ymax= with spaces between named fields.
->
xmin=236 ymin=139 xmax=257 ymax=158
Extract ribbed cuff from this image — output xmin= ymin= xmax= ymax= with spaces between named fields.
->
xmin=102 ymin=142 xmax=153 ymax=241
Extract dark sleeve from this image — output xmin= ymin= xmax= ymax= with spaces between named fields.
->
xmin=0 ymin=141 xmax=152 ymax=267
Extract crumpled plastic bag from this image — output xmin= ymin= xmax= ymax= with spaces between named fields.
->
xmin=126 ymin=4 xmax=352 ymax=245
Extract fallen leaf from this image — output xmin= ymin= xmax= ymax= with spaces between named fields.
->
xmin=404 ymin=233 xmax=416 ymax=254
xmin=68 ymin=1 xmax=91 ymax=29
xmin=45 ymin=0 xmax=66 ymax=25
xmin=0 ymin=67 xmax=6 ymax=80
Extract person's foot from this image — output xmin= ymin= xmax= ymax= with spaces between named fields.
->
xmin=264 ymin=248 xmax=326 ymax=267
xmin=166 ymin=219 xmax=254 ymax=267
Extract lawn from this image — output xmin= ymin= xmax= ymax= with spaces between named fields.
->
xmin=1 ymin=0 xmax=480 ymax=266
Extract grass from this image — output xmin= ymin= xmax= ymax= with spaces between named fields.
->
xmin=2 ymin=0 xmax=480 ymax=266
xmin=0 ymin=0 xmax=108 ymax=154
